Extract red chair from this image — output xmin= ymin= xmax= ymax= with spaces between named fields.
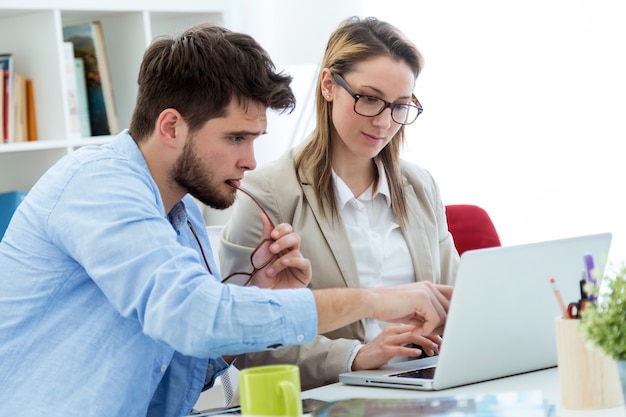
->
xmin=445 ymin=204 xmax=501 ymax=256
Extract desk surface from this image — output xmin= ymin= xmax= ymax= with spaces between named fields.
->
xmin=302 ymin=368 xmax=625 ymax=417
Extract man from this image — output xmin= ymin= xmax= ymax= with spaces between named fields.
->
xmin=0 ymin=24 xmax=452 ymax=417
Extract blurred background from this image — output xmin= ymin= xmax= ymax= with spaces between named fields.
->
xmin=225 ymin=0 xmax=626 ymax=267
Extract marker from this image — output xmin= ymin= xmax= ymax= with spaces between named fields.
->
xmin=550 ymin=277 xmax=570 ymax=319
xmin=583 ymin=253 xmax=596 ymax=284
xmin=583 ymin=253 xmax=597 ymax=300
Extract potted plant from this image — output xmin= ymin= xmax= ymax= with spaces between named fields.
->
xmin=578 ymin=264 xmax=626 ymax=402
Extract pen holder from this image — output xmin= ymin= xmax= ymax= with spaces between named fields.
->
xmin=555 ymin=317 xmax=624 ymax=409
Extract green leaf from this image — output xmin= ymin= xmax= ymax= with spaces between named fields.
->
xmin=578 ymin=265 xmax=626 ymax=360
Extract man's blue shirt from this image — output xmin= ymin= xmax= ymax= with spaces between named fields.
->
xmin=0 ymin=130 xmax=317 ymax=417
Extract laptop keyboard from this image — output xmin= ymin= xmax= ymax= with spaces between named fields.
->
xmin=390 ymin=366 xmax=436 ymax=379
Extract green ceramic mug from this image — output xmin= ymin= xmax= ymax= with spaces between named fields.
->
xmin=239 ymin=364 xmax=302 ymax=416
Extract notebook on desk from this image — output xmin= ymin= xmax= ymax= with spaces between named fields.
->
xmin=339 ymin=232 xmax=612 ymax=391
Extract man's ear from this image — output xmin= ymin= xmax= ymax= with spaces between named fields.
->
xmin=156 ymin=108 xmax=185 ymax=149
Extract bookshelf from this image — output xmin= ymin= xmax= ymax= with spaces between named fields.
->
xmin=0 ymin=1 xmax=231 ymax=194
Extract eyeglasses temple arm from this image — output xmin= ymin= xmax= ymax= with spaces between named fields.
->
xmin=234 ymin=185 xmax=276 ymax=229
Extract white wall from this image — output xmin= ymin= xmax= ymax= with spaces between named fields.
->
xmin=359 ymin=0 xmax=626 ymax=266
xmin=212 ymin=1 xmax=626 ymax=268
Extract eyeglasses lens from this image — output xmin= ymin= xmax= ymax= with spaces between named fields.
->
xmin=354 ymin=97 xmax=419 ymax=125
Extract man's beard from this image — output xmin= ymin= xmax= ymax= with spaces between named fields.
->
xmin=170 ymin=139 xmax=235 ymax=210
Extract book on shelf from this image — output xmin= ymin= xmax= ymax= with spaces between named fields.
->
xmin=0 ymin=57 xmax=4 ymax=142
xmin=61 ymin=41 xmax=82 ymax=138
xmin=61 ymin=41 xmax=92 ymax=138
xmin=311 ymin=390 xmax=555 ymax=417
xmin=1 ymin=53 xmax=14 ymax=143
xmin=91 ymin=21 xmax=119 ymax=134
xmin=74 ymin=57 xmax=92 ymax=138
xmin=0 ymin=53 xmax=36 ymax=143
xmin=63 ymin=21 xmax=119 ymax=137
xmin=12 ymin=72 xmax=27 ymax=142
xmin=10 ymin=72 xmax=37 ymax=142
xmin=26 ymin=78 xmax=37 ymax=141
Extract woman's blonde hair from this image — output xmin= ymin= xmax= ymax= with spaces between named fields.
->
xmin=294 ymin=16 xmax=423 ymax=229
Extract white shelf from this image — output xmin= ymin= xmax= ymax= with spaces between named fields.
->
xmin=0 ymin=2 xmax=229 ymax=193
xmin=0 ymin=136 xmax=115 ymax=151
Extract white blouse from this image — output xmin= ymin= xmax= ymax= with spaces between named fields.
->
xmin=333 ymin=159 xmax=415 ymax=344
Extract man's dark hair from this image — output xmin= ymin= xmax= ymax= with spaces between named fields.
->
xmin=129 ymin=23 xmax=296 ymax=141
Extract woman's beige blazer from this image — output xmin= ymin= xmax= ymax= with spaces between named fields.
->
xmin=220 ymin=150 xmax=459 ymax=390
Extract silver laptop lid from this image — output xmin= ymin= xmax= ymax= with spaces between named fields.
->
xmin=339 ymin=232 xmax=612 ymax=390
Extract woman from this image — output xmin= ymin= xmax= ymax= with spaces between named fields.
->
xmin=221 ymin=16 xmax=459 ymax=390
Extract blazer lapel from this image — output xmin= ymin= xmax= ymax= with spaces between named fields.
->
xmin=299 ymin=181 xmax=361 ymax=289
xmin=402 ymin=179 xmax=436 ymax=283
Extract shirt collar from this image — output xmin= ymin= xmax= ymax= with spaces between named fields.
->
xmin=112 ymin=130 xmax=187 ymax=227
xmin=109 ymin=129 xmax=151 ymax=172
xmin=168 ymin=200 xmax=188 ymax=229
xmin=333 ymin=158 xmax=391 ymax=209
xmin=374 ymin=158 xmax=392 ymax=207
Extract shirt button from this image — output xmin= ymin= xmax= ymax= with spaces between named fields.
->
xmin=296 ymin=334 xmax=304 ymax=342
xmin=160 ymin=364 xmax=168 ymax=373
xmin=207 ymin=363 xmax=213 ymax=371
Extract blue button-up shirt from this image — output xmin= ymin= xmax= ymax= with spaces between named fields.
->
xmin=0 ymin=130 xmax=317 ymax=417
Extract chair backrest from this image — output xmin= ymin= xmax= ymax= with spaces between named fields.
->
xmin=445 ymin=204 xmax=501 ymax=256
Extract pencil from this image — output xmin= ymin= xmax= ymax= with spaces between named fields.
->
xmin=550 ymin=277 xmax=570 ymax=319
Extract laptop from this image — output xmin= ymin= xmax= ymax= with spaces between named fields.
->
xmin=339 ymin=232 xmax=612 ymax=391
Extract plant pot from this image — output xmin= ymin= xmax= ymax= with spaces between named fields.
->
xmin=619 ymin=360 xmax=626 ymax=406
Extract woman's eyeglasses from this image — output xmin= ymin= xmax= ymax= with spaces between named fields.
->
xmin=332 ymin=72 xmax=423 ymax=125
xmin=220 ymin=185 xmax=278 ymax=287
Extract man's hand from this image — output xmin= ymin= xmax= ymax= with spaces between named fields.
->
xmin=370 ymin=282 xmax=453 ymax=336
xmin=313 ymin=282 xmax=453 ymax=336
xmin=248 ymin=213 xmax=311 ymax=289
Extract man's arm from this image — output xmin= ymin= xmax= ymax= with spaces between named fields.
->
xmin=223 ymin=214 xmax=452 ymax=347
xmin=313 ymin=282 xmax=452 ymax=336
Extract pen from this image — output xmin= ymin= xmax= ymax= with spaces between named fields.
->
xmin=550 ymin=277 xmax=570 ymax=319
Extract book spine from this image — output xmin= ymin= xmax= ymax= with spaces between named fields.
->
xmin=1 ymin=54 xmax=14 ymax=142
xmin=62 ymin=42 xmax=81 ymax=139
xmin=92 ymin=21 xmax=119 ymax=135
xmin=74 ymin=58 xmax=92 ymax=138
xmin=0 ymin=61 xmax=4 ymax=142
xmin=26 ymin=78 xmax=37 ymax=141
xmin=63 ymin=22 xmax=110 ymax=136
xmin=12 ymin=72 xmax=27 ymax=142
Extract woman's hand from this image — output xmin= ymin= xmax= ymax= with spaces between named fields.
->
xmin=352 ymin=323 xmax=442 ymax=371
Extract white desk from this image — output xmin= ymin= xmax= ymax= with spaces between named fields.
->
xmin=302 ymin=367 xmax=625 ymax=417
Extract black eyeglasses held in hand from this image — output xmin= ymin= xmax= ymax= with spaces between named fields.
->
xmin=332 ymin=72 xmax=423 ymax=125
xmin=220 ymin=185 xmax=278 ymax=287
